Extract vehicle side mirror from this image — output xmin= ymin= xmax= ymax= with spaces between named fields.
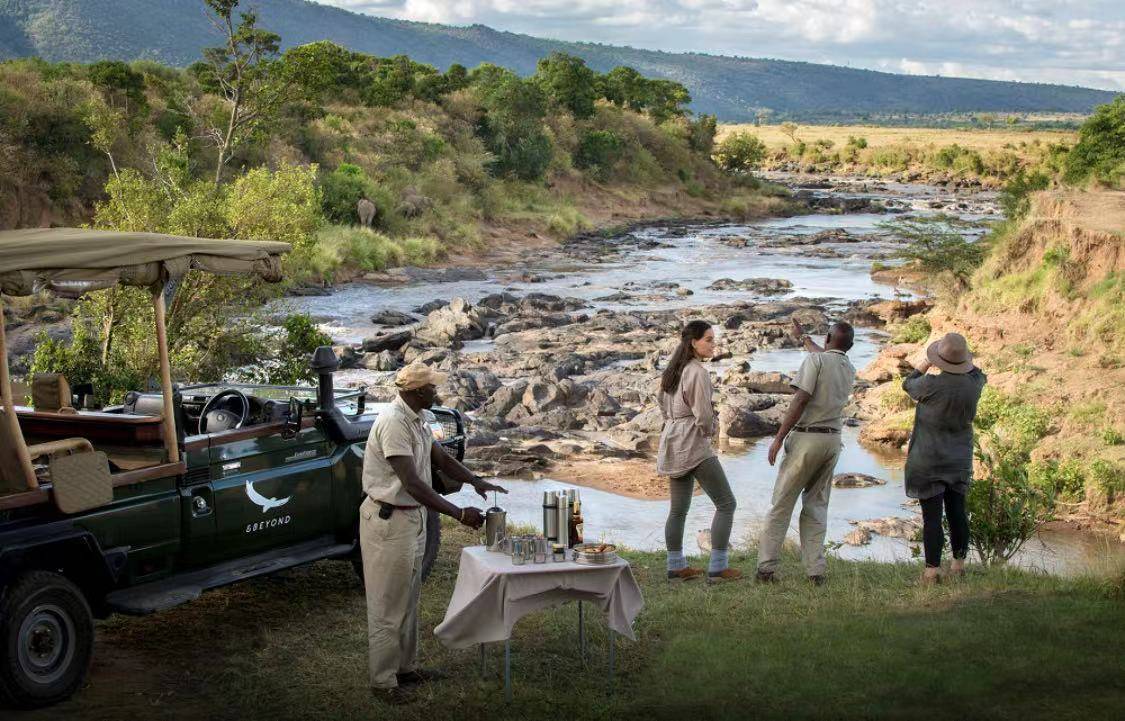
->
xmin=283 ymin=397 xmax=302 ymax=439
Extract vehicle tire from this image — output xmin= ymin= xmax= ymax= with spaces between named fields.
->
xmin=0 ymin=571 xmax=94 ymax=709
xmin=351 ymin=509 xmax=441 ymax=584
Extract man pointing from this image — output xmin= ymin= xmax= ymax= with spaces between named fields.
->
xmin=361 ymin=363 xmax=506 ymax=705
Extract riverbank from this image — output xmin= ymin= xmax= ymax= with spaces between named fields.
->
xmin=16 ymin=522 xmax=1123 ymax=721
xmin=856 ymin=189 xmax=1125 ymax=537
xmin=717 ymin=124 xmax=1077 ymax=189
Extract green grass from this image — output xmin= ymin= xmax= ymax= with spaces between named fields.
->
xmin=28 ymin=523 xmax=1124 ymax=721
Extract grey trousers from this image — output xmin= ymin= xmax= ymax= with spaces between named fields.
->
xmin=756 ymin=432 xmax=841 ymax=577
xmin=360 ymin=497 xmax=426 ymax=689
xmin=665 ymin=455 xmax=737 ymax=553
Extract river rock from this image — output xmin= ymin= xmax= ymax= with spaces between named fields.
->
xmin=521 ymin=379 xmax=569 ymax=415
xmin=723 ymin=367 xmax=794 ymax=394
xmin=867 ymin=299 xmax=932 ymax=324
xmin=370 ymin=310 xmax=418 ymax=326
xmin=361 ymin=350 xmax=403 ymax=371
xmin=334 ymin=345 xmax=362 ymax=370
xmin=413 ymin=297 xmax=486 ymax=348
xmin=720 ymin=404 xmax=782 ymax=438
xmin=848 ymin=516 xmax=921 ymax=540
xmin=478 ymin=381 xmax=530 ymax=418
xmin=413 ymin=299 xmax=449 ymax=314
xmin=843 ymin=528 xmax=873 ymax=546
xmin=857 ymin=343 xmax=917 ymax=383
xmin=362 ymin=329 xmax=413 ymax=353
xmin=832 ymin=472 xmax=888 ymax=488
xmin=441 ymin=370 xmax=502 ymax=412
xmin=707 ymin=277 xmax=794 ymax=295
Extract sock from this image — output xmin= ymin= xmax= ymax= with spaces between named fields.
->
xmin=667 ymin=550 xmax=686 ymax=572
xmin=708 ymin=548 xmax=729 ymax=574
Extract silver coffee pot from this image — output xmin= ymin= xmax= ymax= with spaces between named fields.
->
xmin=485 ymin=492 xmax=507 ymax=551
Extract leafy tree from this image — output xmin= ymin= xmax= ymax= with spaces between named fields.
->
xmin=598 ymin=66 xmax=645 ymax=110
xmin=688 ymin=114 xmax=717 ymax=154
xmin=194 ymin=0 xmax=288 ymax=184
xmin=533 ymin=52 xmax=598 ymax=119
xmin=646 ymin=79 xmax=691 ymax=123
xmin=280 ymin=41 xmax=358 ymax=101
xmin=475 ymin=75 xmax=552 ymax=180
xmin=713 ymin=131 xmax=766 ymax=171
xmin=780 ymin=122 xmax=800 ymax=143
xmin=968 ymin=432 xmax=1055 ymax=566
xmin=1063 ymin=96 xmax=1125 ymax=188
xmin=879 ymin=214 xmax=987 ymax=287
xmin=87 ymin=60 xmax=147 ymax=116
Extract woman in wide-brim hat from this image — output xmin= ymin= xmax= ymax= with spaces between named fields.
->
xmin=902 ymin=332 xmax=987 ymax=584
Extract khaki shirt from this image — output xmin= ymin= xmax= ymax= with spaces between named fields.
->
xmin=362 ymin=395 xmax=434 ymax=506
xmin=790 ymin=349 xmax=855 ymax=430
xmin=656 ymin=360 xmax=717 ymax=477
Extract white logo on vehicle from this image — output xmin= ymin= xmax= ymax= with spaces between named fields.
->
xmin=245 ymin=480 xmax=292 ymax=513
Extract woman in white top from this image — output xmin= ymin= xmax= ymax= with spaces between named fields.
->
xmin=657 ymin=321 xmax=741 ymax=583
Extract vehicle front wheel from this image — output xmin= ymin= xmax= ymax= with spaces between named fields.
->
xmin=352 ymin=509 xmax=442 ymax=585
xmin=0 ymin=571 xmax=94 ymax=709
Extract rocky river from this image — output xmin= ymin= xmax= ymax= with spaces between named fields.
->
xmin=277 ymin=174 xmax=1120 ymax=576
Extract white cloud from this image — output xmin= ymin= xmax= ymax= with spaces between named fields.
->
xmin=318 ymin=0 xmax=1125 ymax=90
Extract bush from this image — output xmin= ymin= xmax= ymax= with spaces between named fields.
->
xmin=890 ymin=316 xmax=931 ymax=344
xmin=974 ymin=386 xmax=1052 ymax=455
xmin=265 ymin=314 xmax=334 ymax=385
xmin=574 ymin=129 xmax=623 ymax=180
xmin=713 ymin=132 xmax=766 ymax=171
xmin=1063 ymin=96 xmax=1125 ymax=187
xmin=969 ymin=432 xmax=1055 ymax=566
xmin=320 ymin=163 xmax=378 ymax=225
xmin=999 ymin=169 xmax=1050 ymax=220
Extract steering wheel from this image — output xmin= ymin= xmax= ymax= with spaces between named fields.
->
xmin=199 ymin=388 xmax=250 ymax=434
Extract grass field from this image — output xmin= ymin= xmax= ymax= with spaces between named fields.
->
xmin=718 ymin=124 xmax=1078 ymax=152
xmin=12 ymin=522 xmax=1124 ymax=721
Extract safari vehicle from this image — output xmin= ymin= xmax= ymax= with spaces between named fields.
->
xmin=0 ymin=229 xmax=466 ymax=709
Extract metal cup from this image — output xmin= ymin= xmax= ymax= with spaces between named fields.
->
xmin=511 ymin=537 xmax=526 ymax=565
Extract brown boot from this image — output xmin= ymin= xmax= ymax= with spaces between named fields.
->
xmin=667 ymin=566 xmax=705 ymax=582
xmin=707 ymin=568 xmax=744 ymax=584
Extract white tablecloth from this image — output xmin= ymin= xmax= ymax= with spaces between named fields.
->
xmin=434 ymin=546 xmax=644 ymax=649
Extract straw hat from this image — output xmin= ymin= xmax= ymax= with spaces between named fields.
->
xmin=395 ymin=363 xmax=448 ymax=391
xmin=926 ymin=332 xmax=974 ymax=374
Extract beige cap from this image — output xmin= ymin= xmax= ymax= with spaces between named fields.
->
xmin=395 ymin=363 xmax=448 ymax=391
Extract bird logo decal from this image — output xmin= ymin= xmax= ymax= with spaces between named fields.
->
xmin=245 ymin=479 xmax=292 ymax=513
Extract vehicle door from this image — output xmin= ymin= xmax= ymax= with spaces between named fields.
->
xmin=206 ymin=421 xmax=335 ymax=560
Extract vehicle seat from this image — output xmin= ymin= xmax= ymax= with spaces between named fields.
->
xmin=122 ymin=391 xmax=165 ymax=416
xmin=0 ymin=406 xmax=94 ymax=494
xmin=32 ymin=374 xmax=78 ymax=414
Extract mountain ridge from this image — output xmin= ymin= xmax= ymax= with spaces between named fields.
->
xmin=0 ymin=0 xmax=1117 ymax=122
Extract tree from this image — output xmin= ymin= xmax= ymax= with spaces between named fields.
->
xmin=780 ymin=122 xmax=800 ymax=143
xmin=646 ymin=79 xmax=691 ymax=123
xmin=196 ymin=0 xmax=288 ymax=184
xmin=878 ymin=214 xmax=987 ymax=287
xmin=320 ymin=163 xmax=377 ymax=225
xmin=475 ymin=75 xmax=552 ymax=181
xmin=533 ymin=52 xmax=598 ymax=119
xmin=713 ymin=131 xmax=766 ymax=171
xmin=1063 ymin=96 xmax=1125 ymax=188
xmin=574 ymin=129 xmax=622 ymax=180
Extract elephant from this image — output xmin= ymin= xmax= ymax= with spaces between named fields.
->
xmin=357 ymin=198 xmax=377 ymax=227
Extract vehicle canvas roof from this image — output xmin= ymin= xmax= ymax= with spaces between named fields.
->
xmin=0 ymin=228 xmax=291 ymax=297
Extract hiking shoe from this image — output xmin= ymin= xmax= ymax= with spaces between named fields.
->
xmin=918 ymin=570 xmax=941 ymax=587
xmin=397 ymin=668 xmax=446 ymax=686
xmin=809 ymin=575 xmax=827 ymax=587
xmin=667 ymin=567 xmax=705 ymax=582
xmin=707 ymin=568 xmax=744 ymax=584
xmin=755 ymin=570 xmax=779 ymax=584
xmin=372 ymin=686 xmax=414 ymax=705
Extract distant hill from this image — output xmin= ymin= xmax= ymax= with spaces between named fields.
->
xmin=0 ymin=0 xmax=1117 ymax=122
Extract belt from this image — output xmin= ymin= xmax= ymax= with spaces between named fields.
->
xmin=793 ymin=425 xmax=840 ymax=434
xmin=370 ymin=497 xmax=421 ymax=511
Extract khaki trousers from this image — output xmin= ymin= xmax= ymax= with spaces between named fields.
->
xmin=756 ymin=432 xmax=842 ymax=577
xmin=359 ymin=497 xmax=426 ymax=690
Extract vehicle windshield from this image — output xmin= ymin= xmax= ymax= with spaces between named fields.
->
xmin=179 ymin=383 xmax=365 ymax=412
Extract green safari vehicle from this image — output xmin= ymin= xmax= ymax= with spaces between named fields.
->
xmin=0 ymin=229 xmax=466 ymax=709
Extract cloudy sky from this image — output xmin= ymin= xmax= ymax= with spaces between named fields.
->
xmin=320 ymin=1 xmax=1124 ymax=91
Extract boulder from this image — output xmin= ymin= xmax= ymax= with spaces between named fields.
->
xmin=522 ymin=379 xmax=568 ymax=415
xmin=334 ymin=345 xmax=362 ymax=370
xmin=848 ymin=516 xmax=921 ymax=540
xmin=843 ymin=528 xmax=873 ymax=546
xmin=413 ymin=297 xmax=486 ymax=347
xmin=720 ymin=404 xmax=782 ymax=438
xmin=362 ymin=330 xmax=412 ymax=353
xmin=370 ymin=310 xmax=418 ymax=326
xmin=478 ymin=381 xmax=529 ymax=418
xmin=361 ymin=350 xmax=403 ymax=371
xmin=723 ymin=367 xmax=794 ymax=394
xmin=413 ymin=299 xmax=449 ymax=314
xmin=868 ymin=299 xmax=932 ymax=324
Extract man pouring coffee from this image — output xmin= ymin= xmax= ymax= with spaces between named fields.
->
xmin=361 ymin=363 xmax=506 ymax=705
